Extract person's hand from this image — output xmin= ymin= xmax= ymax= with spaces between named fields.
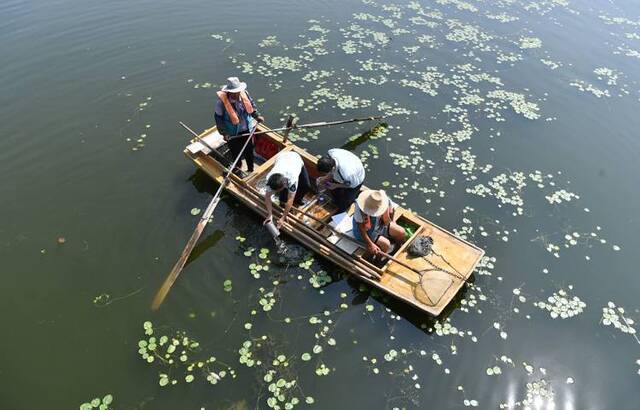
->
xmin=367 ymin=242 xmax=381 ymax=255
xmin=276 ymin=215 xmax=286 ymax=228
xmin=222 ymin=133 xmax=229 ymax=142
xmin=256 ymin=115 xmax=265 ymax=123
xmin=327 ymin=181 xmax=341 ymax=190
xmin=263 ymin=216 xmax=273 ymax=225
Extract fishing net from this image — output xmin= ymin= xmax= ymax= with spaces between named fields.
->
xmin=413 ymin=269 xmax=453 ymax=306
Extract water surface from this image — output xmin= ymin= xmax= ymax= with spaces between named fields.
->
xmin=1 ymin=0 xmax=640 ymax=408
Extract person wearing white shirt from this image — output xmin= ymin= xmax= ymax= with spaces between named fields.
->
xmin=316 ymin=148 xmax=365 ymax=212
xmin=263 ymin=151 xmax=311 ymax=228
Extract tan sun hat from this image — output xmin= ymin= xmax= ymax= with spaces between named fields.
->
xmin=356 ymin=189 xmax=389 ymax=217
xmin=221 ymin=76 xmax=247 ymax=93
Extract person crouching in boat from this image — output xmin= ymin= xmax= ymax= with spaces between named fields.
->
xmin=214 ymin=76 xmax=265 ymax=174
xmin=353 ymin=189 xmax=406 ymax=256
xmin=263 ymin=151 xmax=311 ymax=228
xmin=316 ymin=148 xmax=365 ymax=213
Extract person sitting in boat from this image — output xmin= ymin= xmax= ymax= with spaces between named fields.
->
xmin=214 ymin=76 xmax=264 ymax=173
xmin=263 ymin=151 xmax=311 ymax=228
xmin=352 ymin=189 xmax=406 ymax=256
xmin=316 ymin=148 xmax=365 ymax=213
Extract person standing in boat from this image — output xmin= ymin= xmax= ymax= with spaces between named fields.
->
xmin=214 ymin=77 xmax=264 ymax=173
xmin=352 ymin=189 xmax=406 ymax=255
xmin=263 ymin=151 xmax=311 ymax=228
xmin=316 ymin=148 xmax=365 ymax=213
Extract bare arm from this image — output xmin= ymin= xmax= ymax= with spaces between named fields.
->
xmin=358 ymin=222 xmax=380 ymax=254
xmin=277 ymin=191 xmax=295 ymax=227
xmin=263 ymin=193 xmax=273 ymax=224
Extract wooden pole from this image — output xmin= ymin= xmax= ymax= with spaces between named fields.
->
xmin=234 ymin=181 xmax=382 ymax=280
xmin=228 ymin=115 xmax=387 ymax=140
xmin=179 ymin=121 xmax=216 ymax=152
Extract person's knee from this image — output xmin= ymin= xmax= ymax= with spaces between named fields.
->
xmin=389 ymin=223 xmax=406 ymax=241
xmin=376 ymin=236 xmax=391 ymax=253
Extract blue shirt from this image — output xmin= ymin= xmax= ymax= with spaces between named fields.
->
xmin=214 ymin=92 xmax=258 ymax=136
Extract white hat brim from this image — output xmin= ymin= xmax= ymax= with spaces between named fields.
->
xmin=356 ymin=190 xmax=389 ymax=217
xmin=222 ymin=82 xmax=247 ymax=93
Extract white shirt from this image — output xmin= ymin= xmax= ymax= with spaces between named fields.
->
xmin=266 ymin=151 xmax=304 ymax=193
xmin=328 ymin=148 xmax=365 ymax=187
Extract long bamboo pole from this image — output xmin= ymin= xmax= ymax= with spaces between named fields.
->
xmin=233 ymin=181 xmax=382 ymax=280
xmin=150 ymin=124 xmax=258 ymax=311
xmin=229 ymin=115 xmax=387 ymax=140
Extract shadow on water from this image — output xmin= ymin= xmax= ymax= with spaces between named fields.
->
xmin=342 ymin=271 xmax=471 ymax=333
xmin=302 ymin=251 xmax=473 ymax=333
xmin=185 ymin=229 xmax=225 ymax=267
xmin=188 ymin=169 xmax=218 ymax=195
xmin=340 ymin=122 xmax=388 ymax=151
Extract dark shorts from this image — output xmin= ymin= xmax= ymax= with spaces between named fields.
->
xmin=352 ymin=223 xmax=389 ymax=243
xmin=330 ymin=183 xmax=362 ymax=213
xmin=227 ymin=134 xmax=254 ymax=172
xmin=278 ymin=166 xmax=311 ymax=206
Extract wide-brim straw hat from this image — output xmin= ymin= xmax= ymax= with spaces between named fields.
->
xmin=356 ymin=189 xmax=389 ymax=217
xmin=221 ymin=76 xmax=247 ymax=93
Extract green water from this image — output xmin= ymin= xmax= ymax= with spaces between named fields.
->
xmin=2 ymin=0 xmax=640 ymax=408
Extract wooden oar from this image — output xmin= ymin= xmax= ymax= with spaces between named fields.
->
xmin=150 ymin=124 xmax=259 ymax=311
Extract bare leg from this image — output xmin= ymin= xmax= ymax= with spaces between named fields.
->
xmin=375 ymin=236 xmax=391 ymax=253
xmin=388 ymin=222 xmax=406 ymax=243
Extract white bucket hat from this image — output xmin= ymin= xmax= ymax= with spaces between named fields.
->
xmin=356 ymin=189 xmax=389 ymax=217
xmin=221 ymin=76 xmax=247 ymax=93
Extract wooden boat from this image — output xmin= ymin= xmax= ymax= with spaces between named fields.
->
xmin=184 ymin=123 xmax=484 ymax=316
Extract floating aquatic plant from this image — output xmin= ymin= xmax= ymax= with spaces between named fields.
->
xmin=601 ymin=302 xmax=637 ymax=336
xmin=137 ymin=321 xmax=235 ymax=387
xmin=79 ymin=394 xmax=113 ymax=410
xmin=534 ymin=288 xmax=586 ymax=319
xmin=519 ymin=37 xmax=542 ymax=49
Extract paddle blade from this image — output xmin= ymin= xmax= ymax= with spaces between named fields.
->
xmin=151 ymin=218 xmax=209 ymax=311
